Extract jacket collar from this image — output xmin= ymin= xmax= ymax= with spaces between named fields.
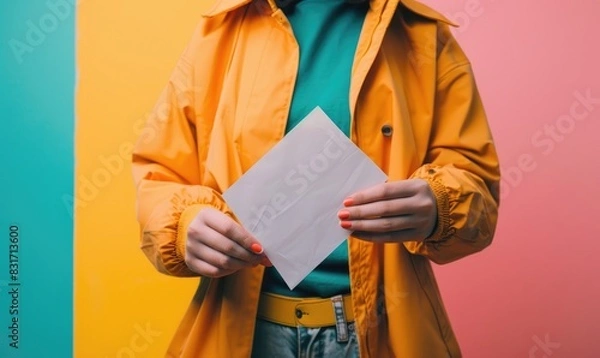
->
xmin=202 ymin=0 xmax=457 ymax=26
xmin=202 ymin=0 xmax=253 ymax=17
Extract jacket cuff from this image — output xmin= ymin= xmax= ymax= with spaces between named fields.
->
xmin=422 ymin=176 xmax=451 ymax=242
xmin=174 ymin=190 xmax=237 ymax=263
xmin=175 ymin=204 xmax=209 ymax=262
xmin=410 ymin=166 xmax=452 ymax=243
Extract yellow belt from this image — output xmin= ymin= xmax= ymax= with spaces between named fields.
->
xmin=257 ymin=292 xmax=354 ymax=328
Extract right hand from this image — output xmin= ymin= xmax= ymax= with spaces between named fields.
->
xmin=185 ymin=208 xmax=271 ymax=278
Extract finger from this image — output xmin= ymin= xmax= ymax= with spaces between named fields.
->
xmin=351 ymin=229 xmax=421 ymax=243
xmin=260 ymin=256 xmax=273 ymax=267
xmin=194 ymin=228 xmax=262 ymax=265
xmin=184 ymin=257 xmax=236 ymax=278
xmin=201 ymin=209 xmax=263 ymax=254
xmin=340 ymin=215 xmax=416 ymax=233
xmin=188 ymin=243 xmax=254 ymax=273
xmin=345 ymin=180 xmax=421 ymax=206
xmin=338 ymin=197 xmax=416 ymax=220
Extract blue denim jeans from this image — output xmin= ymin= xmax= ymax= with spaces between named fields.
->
xmin=251 ymin=319 xmax=359 ymax=358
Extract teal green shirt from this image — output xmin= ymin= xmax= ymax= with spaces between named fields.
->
xmin=261 ymin=0 xmax=368 ymax=298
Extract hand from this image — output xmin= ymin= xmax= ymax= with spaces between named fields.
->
xmin=337 ymin=179 xmax=438 ymax=242
xmin=185 ymin=208 xmax=271 ymax=278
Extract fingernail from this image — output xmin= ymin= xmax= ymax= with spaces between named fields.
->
xmin=250 ymin=243 xmax=263 ymax=254
xmin=340 ymin=221 xmax=352 ymax=229
xmin=338 ymin=210 xmax=350 ymax=220
xmin=343 ymin=198 xmax=354 ymax=206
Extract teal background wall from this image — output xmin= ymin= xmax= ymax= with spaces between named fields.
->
xmin=0 ymin=1 xmax=74 ymax=356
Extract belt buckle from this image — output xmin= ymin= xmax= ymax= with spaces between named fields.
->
xmin=331 ymin=295 xmax=349 ymax=343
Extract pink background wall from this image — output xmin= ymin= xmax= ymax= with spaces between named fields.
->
xmin=426 ymin=1 xmax=600 ymax=357
xmin=69 ymin=1 xmax=599 ymax=356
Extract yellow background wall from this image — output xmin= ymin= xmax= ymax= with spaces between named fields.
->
xmin=74 ymin=1 xmax=600 ymax=357
xmin=76 ymin=1 xmax=211 ymax=356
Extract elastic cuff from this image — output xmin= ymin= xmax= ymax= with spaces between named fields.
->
xmin=423 ymin=177 xmax=451 ymax=242
xmin=175 ymin=204 xmax=208 ymax=262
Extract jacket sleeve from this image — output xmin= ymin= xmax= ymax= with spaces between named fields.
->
xmin=404 ymin=24 xmax=501 ymax=264
xmin=131 ymin=18 xmax=235 ymax=277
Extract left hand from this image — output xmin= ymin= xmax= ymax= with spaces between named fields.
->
xmin=337 ymin=179 xmax=438 ymax=242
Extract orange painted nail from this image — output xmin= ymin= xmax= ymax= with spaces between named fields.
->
xmin=343 ymin=198 xmax=354 ymax=206
xmin=340 ymin=221 xmax=352 ymax=229
xmin=250 ymin=243 xmax=263 ymax=254
xmin=338 ymin=210 xmax=350 ymax=220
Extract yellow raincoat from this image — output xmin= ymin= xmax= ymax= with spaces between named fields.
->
xmin=132 ymin=0 xmax=500 ymax=356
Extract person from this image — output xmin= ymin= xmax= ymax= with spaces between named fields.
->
xmin=132 ymin=0 xmax=500 ymax=355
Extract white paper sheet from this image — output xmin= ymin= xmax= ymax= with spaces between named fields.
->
xmin=223 ymin=107 xmax=387 ymax=289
